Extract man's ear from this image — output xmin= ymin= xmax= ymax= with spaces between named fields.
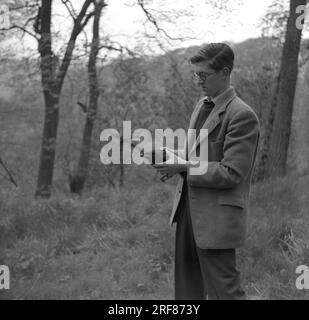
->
xmin=222 ymin=67 xmax=230 ymax=77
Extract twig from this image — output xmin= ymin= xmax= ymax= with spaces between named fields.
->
xmin=0 ymin=156 xmax=18 ymax=187
xmin=0 ymin=25 xmax=39 ymax=40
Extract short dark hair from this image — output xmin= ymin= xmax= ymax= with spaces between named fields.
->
xmin=189 ymin=43 xmax=234 ymax=72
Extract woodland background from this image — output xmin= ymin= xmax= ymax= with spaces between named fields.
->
xmin=1 ymin=0 xmax=309 ymax=299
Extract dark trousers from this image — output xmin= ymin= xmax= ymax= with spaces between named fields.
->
xmin=174 ymin=184 xmax=246 ymax=300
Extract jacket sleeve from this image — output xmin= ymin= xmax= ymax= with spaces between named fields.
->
xmin=187 ymin=109 xmax=260 ymax=189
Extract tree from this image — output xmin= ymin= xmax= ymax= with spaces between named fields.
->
xmin=265 ymin=0 xmax=306 ymax=178
xmin=34 ymin=0 xmax=94 ymax=198
xmin=69 ymin=0 xmax=106 ymax=195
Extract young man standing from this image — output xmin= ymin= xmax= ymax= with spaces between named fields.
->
xmin=153 ymin=43 xmax=260 ymax=300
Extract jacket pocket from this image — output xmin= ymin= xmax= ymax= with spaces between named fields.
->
xmin=218 ymin=195 xmax=245 ymax=209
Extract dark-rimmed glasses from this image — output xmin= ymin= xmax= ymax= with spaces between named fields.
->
xmin=193 ymin=71 xmax=218 ymax=82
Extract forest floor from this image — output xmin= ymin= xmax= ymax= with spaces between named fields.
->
xmin=1 ymin=173 xmax=309 ymax=300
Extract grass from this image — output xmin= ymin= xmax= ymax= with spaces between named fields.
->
xmin=1 ymin=172 xmax=309 ymax=300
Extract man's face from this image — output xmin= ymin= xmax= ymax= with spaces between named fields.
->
xmin=192 ymin=61 xmax=228 ymax=97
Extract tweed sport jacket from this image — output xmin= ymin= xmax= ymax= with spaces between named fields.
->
xmin=170 ymin=86 xmax=260 ymax=249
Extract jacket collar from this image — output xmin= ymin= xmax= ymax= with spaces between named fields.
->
xmin=187 ymin=86 xmax=237 ymax=158
xmin=213 ymin=86 xmax=234 ymax=105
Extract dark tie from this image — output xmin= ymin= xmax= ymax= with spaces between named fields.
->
xmin=185 ymin=99 xmax=215 ymax=161
xmin=194 ymin=99 xmax=215 ymax=135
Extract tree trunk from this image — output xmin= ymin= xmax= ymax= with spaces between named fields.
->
xmin=35 ymin=0 xmax=93 ymax=198
xmin=35 ymin=0 xmax=59 ymax=198
xmin=252 ymin=76 xmax=280 ymax=182
xmin=69 ymin=0 xmax=104 ymax=195
xmin=266 ymin=0 xmax=306 ymax=178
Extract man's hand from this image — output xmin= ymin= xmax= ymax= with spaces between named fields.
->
xmin=152 ymin=147 xmax=188 ymax=181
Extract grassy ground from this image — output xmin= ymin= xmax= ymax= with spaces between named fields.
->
xmin=1 ymin=173 xmax=309 ymax=300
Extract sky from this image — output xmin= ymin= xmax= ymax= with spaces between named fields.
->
xmin=1 ymin=0 xmax=282 ymax=56
xmin=101 ymin=0 xmax=274 ymax=48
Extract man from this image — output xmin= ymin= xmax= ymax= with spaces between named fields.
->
xmin=153 ymin=43 xmax=260 ymax=300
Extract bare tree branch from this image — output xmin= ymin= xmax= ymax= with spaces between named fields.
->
xmin=1 ymin=24 xmax=39 ymax=40
xmin=56 ymin=0 xmax=94 ymax=91
xmin=98 ymin=38 xmax=141 ymax=57
xmin=136 ymin=0 xmax=191 ymax=42
xmin=61 ymin=0 xmax=78 ymax=21
xmin=0 ymin=156 xmax=18 ymax=187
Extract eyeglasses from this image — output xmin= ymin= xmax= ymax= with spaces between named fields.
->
xmin=193 ymin=71 xmax=218 ymax=82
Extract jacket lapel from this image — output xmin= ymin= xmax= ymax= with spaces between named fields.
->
xmin=186 ymin=99 xmax=204 ymax=155
xmin=188 ymin=88 xmax=237 ymax=158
